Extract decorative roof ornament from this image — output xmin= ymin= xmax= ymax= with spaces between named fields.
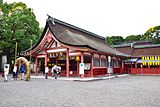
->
xmin=47 ymin=14 xmax=55 ymax=25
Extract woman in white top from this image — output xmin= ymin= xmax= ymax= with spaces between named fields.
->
xmin=13 ymin=64 xmax=18 ymax=80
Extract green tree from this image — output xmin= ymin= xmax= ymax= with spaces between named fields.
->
xmin=142 ymin=26 xmax=160 ymax=44
xmin=105 ymin=36 xmax=124 ymax=45
xmin=125 ymin=34 xmax=143 ymax=42
xmin=0 ymin=0 xmax=3 ymax=5
xmin=0 ymin=2 xmax=41 ymax=63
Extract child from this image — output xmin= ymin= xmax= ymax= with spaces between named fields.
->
xmin=4 ymin=65 xmax=9 ymax=82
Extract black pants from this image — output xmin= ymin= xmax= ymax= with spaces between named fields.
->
xmin=54 ymin=70 xmax=57 ymax=79
xmin=45 ymin=73 xmax=48 ymax=79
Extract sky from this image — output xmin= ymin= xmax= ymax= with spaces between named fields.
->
xmin=3 ymin=0 xmax=160 ymax=38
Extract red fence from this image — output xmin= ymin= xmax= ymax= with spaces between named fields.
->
xmin=93 ymin=68 xmax=107 ymax=76
xmin=131 ymin=68 xmax=160 ymax=74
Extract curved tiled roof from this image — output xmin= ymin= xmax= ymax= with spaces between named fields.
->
xmin=29 ymin=16 xmax=129 ymax=57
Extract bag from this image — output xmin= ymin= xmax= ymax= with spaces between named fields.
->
xmin=1 ymin=72 xmax=4 ymax=77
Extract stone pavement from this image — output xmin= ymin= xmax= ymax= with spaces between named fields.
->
xmin=1 ymin=75 xmax=160 ymax=107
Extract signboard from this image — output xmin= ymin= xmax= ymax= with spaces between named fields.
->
xmin=79 ymin=63 xmax=84 ymax=74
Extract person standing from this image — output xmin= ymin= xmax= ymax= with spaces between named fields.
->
xmin=13 ymin=64 xmax=18 ymax=80
xmin=4 ymin=65 xmax=9 ymax=82
xmin=45 ymin=66 xmax=49 ymax=79
xmin=20 ymin=63 xmax=25 ymax=80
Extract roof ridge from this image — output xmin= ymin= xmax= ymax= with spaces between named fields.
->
xmin=51 ymin=18 xmax=105 ymax=40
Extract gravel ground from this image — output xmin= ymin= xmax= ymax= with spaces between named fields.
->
xmin=0 ymin=75 xmax=160 ymax=107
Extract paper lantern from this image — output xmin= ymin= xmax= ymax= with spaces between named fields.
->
xmin=155 ymin=56 xmax=157 ymax=60
xmin=75 ymin=56 xmax=80 ymax=61
xmin=142 ymin=62 xmax=145 ymax=65
xmin=152 ymin=62 xmax=154 ymax=65
xmin=150 ymin=56 xmax=152 ymax=60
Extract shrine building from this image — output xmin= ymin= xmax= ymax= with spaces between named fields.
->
xmin=24 ymin=16 xmax=128 ymax=77
xmin=112 ymin=41 xmax=160 ymax=75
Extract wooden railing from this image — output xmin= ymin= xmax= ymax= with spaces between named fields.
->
xmin=93 ymin=68 xmax=107 ymax=76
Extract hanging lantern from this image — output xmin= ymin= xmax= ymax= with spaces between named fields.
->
xmin=155 ymin=56 xmax=157 ymax=60
xmin=47 ymin=58 xmax=50 ymax=62
xmin=153 ymin=62 xmax=155 ymax=66
xmin=150 ymin=56 xmax=152 ymax=60
xmin=142 ymin=57 xmax=144 ymax=60
xmin=145 ymin=62 xmax=147 ymax=65
xmin=142 ymin=62 xmax=144 ymax=65
xmin=75 ymin=56 xmax=80 ymax=61
xmin=144 ymin=57 xmax=146 ymax=60
xmin=143 ymin=62 xmax=146 ymax=65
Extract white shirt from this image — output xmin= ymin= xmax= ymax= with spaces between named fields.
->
xmin=51 ymin=65 xmax=61 ymax=73
xmin=4 ymin=68 xmax=9 ymax=75
xmin=13 ymin=66 xmax=17 ymax=73
xmin=45 ymin=67 xmax=49 ymax=73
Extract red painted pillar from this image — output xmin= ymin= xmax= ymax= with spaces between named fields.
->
xmin=77 ymin=61 xmax=79 ymax=76
xmin=80 ymin=52 xmax=84 ymax=78
xmin=120 ymin=62 xmax=123 ymax=74
xmin=56 ymin=55 xmax=58 ymax=65
xmin=91 ymin=54 xmax=94 ymax=77
xmin=45 ymin=50 xmax=48 ymax=68
xmin=141 ymin=64 xmax=143 ymax=75
xmin=130 ymin=63 xmax=133 ymax=74
xmin=35 ymin=56 xmax=38 ymax=76
xmin=66 ymin=48 xmax=69 ymax=78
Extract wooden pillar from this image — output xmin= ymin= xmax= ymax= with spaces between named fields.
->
xmin=141 ymin=64 xmax=143 ymax=75
xmin=130 ymin=62 xmax=133 ymax=74
xmin=91 ymin=54 xmax=94 ymax=77
xmin=66 ymin=48 xmax=69 ymax=78
xmin=80 ymin=52 xmax=84 ymax=78
xmin=120 ymin=62 xmax=123 ymax=74
xmin=77 ymin=61 xmax=79 ymax=76
xmin=35 ymin=56 xmax=38 ymax=76
xmin=56 ymin=54 xmax=58 ymax=65
xmin=45 ymin=50 xmax=48 ymax=67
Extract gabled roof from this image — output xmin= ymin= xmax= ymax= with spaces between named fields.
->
xmin=113 ymin=41 xmax=160 ymax=57
xmin=28 ymin=16 xmax=129 ymax=57
xmin=131 ymin=47 xmax=160 ymax=57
